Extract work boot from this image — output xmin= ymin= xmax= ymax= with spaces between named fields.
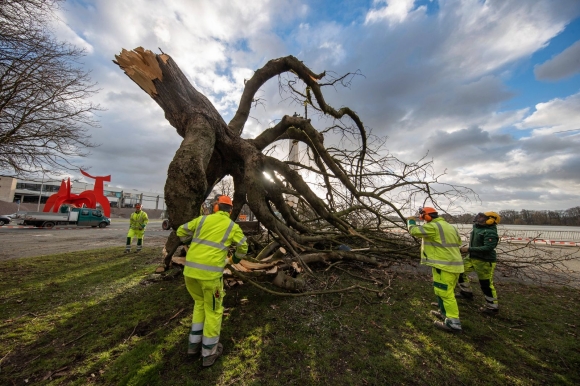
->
xmin=188 ymin=343 xmax=200 ymax=355
xmin=430 ymin=310 xmax=445 ymax=321
xmin=455 ymin=290 xmax=474 ymax=300
xmin=480 ymin=306 xmax=499 ymax=316
xmin=202 ymin=343 xmax=223 ymax=367
xmin=134 ymin=249 xmax=141 ymax=253
xmin=433 ymin=320 xmax=462 ymax=334
xmin=124 ymin=248 xmax=131 ymax=254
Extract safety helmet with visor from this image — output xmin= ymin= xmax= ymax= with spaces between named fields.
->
xmin=213 ymin=195 xmax=233 ymax=213
xmin=418 ymin=207 xmax=438 ymax=222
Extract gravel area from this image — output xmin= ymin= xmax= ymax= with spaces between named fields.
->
xmin=0 ymin=219 xmax=169 ymax=261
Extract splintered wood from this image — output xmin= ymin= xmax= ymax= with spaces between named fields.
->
xmin=113 ymin=47 xmax=168 ymax=96
xmin=171 ymin=256 xmax=285 ymax=288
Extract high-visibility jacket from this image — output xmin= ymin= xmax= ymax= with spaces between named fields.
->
xmin=407 ymin=217 xmax=464 ymax=273
xmin=177 ymin=211 xmax=248 ymax=280
xmin=129 ymin=210 xmax=149 ymax=230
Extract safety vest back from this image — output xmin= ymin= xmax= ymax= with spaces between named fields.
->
xmin=409 ymin=218 xmax=464 ymax=273
xmin=179 ymin=211 xmax=248 ymax=280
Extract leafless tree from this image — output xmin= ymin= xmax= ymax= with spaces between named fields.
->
xmin=0 ymin=0 xmax=99 ymax=176
xmin=113 ymin=48 xmax=484 ymax=293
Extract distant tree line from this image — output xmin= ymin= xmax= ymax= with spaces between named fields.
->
xmin=444 ymin=207 xmax=580 ymax=226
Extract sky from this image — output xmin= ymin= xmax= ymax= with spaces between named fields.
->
xmin=47 ymin=0 xmax=580 ymax=212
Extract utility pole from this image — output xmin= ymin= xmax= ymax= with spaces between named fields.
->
xmin=36 ymin=173 xmax=45 ymax=211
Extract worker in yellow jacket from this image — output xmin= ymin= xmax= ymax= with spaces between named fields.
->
xmin=125 ymin=203 xmax=148 ymax=253
xmin=408 ymin=207 xmax=464 ymax=333
xmin=176 ymin=195 xmax=248 ymax=367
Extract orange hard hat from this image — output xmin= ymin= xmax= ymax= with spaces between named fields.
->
xmin=418 ymin=207 xmax=438 ymax=221
xmin=419 ymin=207 xmax=437 ymax=215
xmin=135 ymin=203 xmax=142 ymax=208
xmin=217 ymin=195 xmax=233 ymax=206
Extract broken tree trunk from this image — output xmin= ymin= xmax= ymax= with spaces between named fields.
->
xmin=114 ymin=47 xmax=475 ymax=291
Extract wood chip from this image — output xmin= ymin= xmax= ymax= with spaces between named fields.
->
xmin=171 ymin=257 xmax=186 ymax=265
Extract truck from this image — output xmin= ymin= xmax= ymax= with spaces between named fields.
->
xmin=19 ymin=207 xmax=111 ymax=229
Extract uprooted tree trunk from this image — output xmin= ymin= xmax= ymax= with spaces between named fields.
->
xmin=113 ymin=47 xmax=476 ymax=292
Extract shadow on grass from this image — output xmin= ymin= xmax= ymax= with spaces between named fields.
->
xmin=0 ymin=250 xmax=579 ymax=385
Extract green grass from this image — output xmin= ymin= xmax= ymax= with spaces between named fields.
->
xmin=0 ymin=248 xmax=579 ymax=385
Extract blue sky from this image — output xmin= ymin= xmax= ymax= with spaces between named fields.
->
xmin=50 ymin=0 xmax=580 ymax=212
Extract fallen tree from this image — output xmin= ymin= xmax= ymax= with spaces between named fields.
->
xmin=113 ymin=48 xmax=476 ymax=291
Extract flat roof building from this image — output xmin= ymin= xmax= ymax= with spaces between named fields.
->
xmin=0 ymin=176 xmax=165 ymax=210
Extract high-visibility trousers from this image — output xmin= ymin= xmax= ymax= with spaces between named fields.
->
xmin=458 ymin=256 xmax=498 ymax=309
xmin=432 ymin=268 xmax=461 ymax=325
xmin=184 ymin=276 xmax=224 ymax=357
xmin=126 ymin=229 xmax=145 ymax=248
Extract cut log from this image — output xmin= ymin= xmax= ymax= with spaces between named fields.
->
xmin=272 ymin=271 xmax=305 ymax=291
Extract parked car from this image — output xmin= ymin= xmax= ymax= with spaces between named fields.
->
xmin=0 ymin=215 xmax=11 ymax=226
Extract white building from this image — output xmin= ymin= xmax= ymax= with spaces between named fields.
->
xmin=0 ymin=175 xmax=165 ymax=210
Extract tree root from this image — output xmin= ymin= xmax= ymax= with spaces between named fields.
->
xmin=231 ymin=270 xmax=384 ymax=297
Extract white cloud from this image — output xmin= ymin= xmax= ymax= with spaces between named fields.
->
xmin=35 ymin=0 xmax=580 ymax=211
xmin=365 ymin=0 xmax=423 ymax=25
xmin=535 ymin=39 xmax=580 ymax=80
xmin=517 ymin=92 xmax=580 ymax=135
xmin=440 ymin=0 xmax=569 ymax=78
xmin=480 ymin=109 xmax=529 ymax=132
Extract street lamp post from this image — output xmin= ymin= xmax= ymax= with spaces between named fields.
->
xmin=37 ymin=173 xmax=45 ymax=212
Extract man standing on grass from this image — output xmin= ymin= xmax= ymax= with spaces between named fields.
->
xmin=176 ymin=195 xmax=248 ymax=367
xmin=124 ymin=203 xmax=148 ymax=253
xmin=456 ymin=212 xmax=501 ymax=315
xmin=407 ymin=207 xmax=464 ymax=334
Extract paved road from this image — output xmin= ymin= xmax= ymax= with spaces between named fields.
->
xmin=0 ymin=219 xmax=171 ymax=261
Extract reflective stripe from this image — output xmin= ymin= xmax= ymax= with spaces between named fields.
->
xmin=235 ymin=252 xmax=247 ymax=258
xmin=421 ymin=258 xmax=464 ymax=266
xmin=185 ymin=261 xmax=224 ymax=272
xmin=202 ymin=336 xmax=220 ymax=346
xmin=423 ymin=223 xmax=461 ymax=247
xmin=220 ymin=221 xmax=235 ymax=244
xmin=191 ymin=322 xmax=204 ymax=331
xmin=417 ymin=226 xmax=428 ymax=236
xmin=424 ymin=241 xmax=461 ymax=248
xmin=202 ymin=336 xmax=220 ymax=356
xmin=195 ymin=216 xmax=207 ymax=238
xmin=237 ymin=236 xmax=247 ymax=246
xmin=191 ymin=237 xmax=228 ymax=251
xmin=189 ymin=335 xmax=202 ymax=343
xmin=435 ymin=223 xmax=447 ymax=244
xmin=183 ymin=222 xmax=190 ymax=231
xmin=190 ymin=323 xmax=203 ymax=343
xmin=485 ymin=296 xmax=498 ymax=302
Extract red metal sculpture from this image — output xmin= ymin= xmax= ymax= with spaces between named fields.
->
xmin=43 ymin=170 xmax=112 ymax=217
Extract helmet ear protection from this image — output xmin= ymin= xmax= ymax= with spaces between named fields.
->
xmin=484 ymin=211 xmax=500 ymax=225
xmin=213 ymin=195 xmax=233 ymax=213
xmin=419 ymin=207 xmax=438 ymax=222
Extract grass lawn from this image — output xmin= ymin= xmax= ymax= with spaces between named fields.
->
xmin=0 ymin=247 xmax=578 ymax=385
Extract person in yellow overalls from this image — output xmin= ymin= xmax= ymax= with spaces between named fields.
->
xmin=124 ymin=203 xmax=148 ymax=253
xmin=408 ymin=207 xmax=464 ymax=333
xmin=176 ymin=195 xmax=248 ymax=367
